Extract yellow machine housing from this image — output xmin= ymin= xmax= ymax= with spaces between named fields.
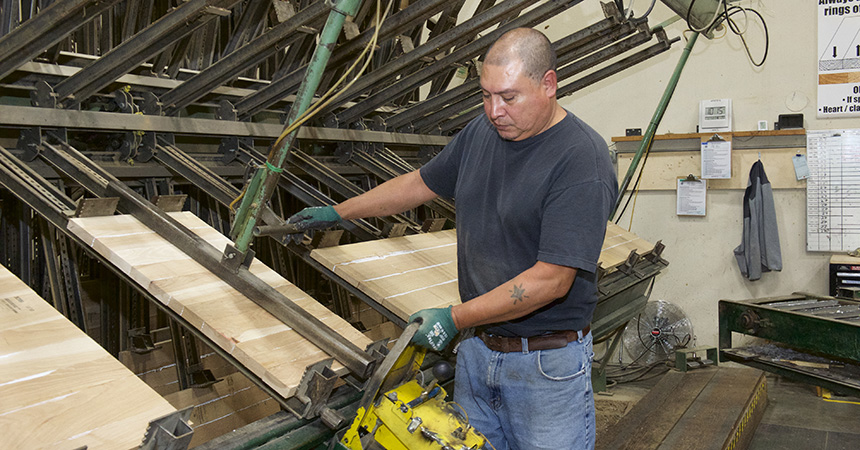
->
xmin=339 ymin=343 xmax=486 ymax=449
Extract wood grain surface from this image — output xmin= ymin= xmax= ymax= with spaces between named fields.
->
xmin=311 ymin=223 xmax=654 ymax=320
xmin=0 ymin=264 xmax=176 ymax=449
xmin=67 ymin=212 xmax=371 ymax=400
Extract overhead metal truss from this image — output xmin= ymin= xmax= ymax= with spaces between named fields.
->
xmin=1 ymin=0 xmax=677 ymax=135
xmin=0 ymin=0 xmax=683 ymax=414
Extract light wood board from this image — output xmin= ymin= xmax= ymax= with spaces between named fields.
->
xmin=310 ymin=223 xmax=654 ymax=320
xmin=66 ymin=212 xmax=371 ymax=400
xmin=616 ymin=147 xmax=807 ymax=191
xmin=0 ymin=264 xmax=176 ymax=449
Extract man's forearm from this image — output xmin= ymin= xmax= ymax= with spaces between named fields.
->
xmin=334 ymin=170 xmax=438 ymax=220
xmin=451 ymin=261 xmax=577 ymax=330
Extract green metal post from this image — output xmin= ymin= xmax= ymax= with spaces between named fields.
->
xmin=611 ymin=31 xmax=698 ymax=221
xmin=232 ymin=0 xmax=363 ymax=253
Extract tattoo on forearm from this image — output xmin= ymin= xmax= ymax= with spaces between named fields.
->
xmin=510 ymin=284 xmax=528 ymax=305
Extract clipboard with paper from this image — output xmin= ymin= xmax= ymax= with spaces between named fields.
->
xmin=701 ymin=134 xmax=732 ymax=179
xmin=677 ymin=174 xmax=706 ymax=216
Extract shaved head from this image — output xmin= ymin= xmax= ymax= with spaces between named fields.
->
xmin=484 ymin=28 xmax=556 ymax=82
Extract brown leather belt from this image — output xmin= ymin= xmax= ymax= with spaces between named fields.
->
xmin=478 ymin=326 xmax=591 ymax=353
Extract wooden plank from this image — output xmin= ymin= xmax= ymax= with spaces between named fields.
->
xmin=658 ymin=369 xmax=766 ymax=450
xmin=616 ymin=147 xmax=806 ymax=191
xmin=596 ymin=369 xmax=718 ymax=450
xmin=164 ymin=371 xmax=280 ymax=448
xmin=601 ymin=222 xmax=655 ymax=271
xmin=598 ymin=368 xmax=767 ymax=450
xmin=118 ymin=342 xmax=239 ymax=397
xmin=620 ymin=370 xmax=716 ymax=450
xmin=66 ymin=212 xmax=372 ymax=400
xmin=0 ymin=264 xmax=176 ymax=449
xmin=610 ymin=130 xmax=806 ymax=143
xmin=597 ymin=371 xmax=686 ymax=450
xmin=310 ymin=226 xmax=654 ymax=320
xmin=831 ymin=254 xmax=860 ymax=265
xmin=311 ymin=230 xmax=458 ymax=320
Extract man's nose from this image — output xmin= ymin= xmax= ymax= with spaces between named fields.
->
xmin=487 ymin=97 xmax=505 ymax=119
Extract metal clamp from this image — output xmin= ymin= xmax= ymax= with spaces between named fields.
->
xmin=221 ymin=243 xmax=255 ymax=272
xmin=129 ymin=327 xmax=158 ymax=354
xmin=139 ymin=407 xmax=194 ymax=450
xmin=284 ymin=359 xmax=344 ymax=428
xmin=617 ymin=250 xmax=645 ymax=279
xmin=186 ymin=364 xmax=220 ymax=388
xmin=153 ymin=194 xmax=188 ymax=213
xmin=420 ymin=218 xmax=446 ymax=233
xmin=675 ymin=347 xmax=718 ymax=372
xmin=382 ymin=223 xmax=408 ymax=238
xmin=644 ymin=240 xmax=668 ymax=266
xmin=30 ymin=81 xmax=57 ymax=108
xmin=17 ymin=127 xmax=43 ymax=162
xmin=74 ymin=197 xmax=120 ymax=218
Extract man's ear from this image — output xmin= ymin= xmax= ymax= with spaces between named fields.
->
xmin=542 ymin=69 xmax=558 ymax=98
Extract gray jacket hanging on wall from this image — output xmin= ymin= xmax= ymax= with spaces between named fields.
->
xmin=734 ymin=160 xmax=782 ymax=280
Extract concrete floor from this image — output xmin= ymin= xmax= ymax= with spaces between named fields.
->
xmin=747 ymin=375 xmax=860 ymax=450
xmin=595 ymin=369 xmax=860 ymax=450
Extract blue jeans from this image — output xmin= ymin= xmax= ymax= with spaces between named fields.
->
xmin=454 ymin=332 xmax=595 ymax=450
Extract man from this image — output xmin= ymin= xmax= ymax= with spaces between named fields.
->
xmin=287 ymin=28 xmax=617 ymax=449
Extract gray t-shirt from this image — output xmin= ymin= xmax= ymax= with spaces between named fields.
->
xmin=420 ymin=112 xmax=617 ymax=336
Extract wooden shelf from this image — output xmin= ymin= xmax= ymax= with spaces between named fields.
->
xmin=612 ymin=130 xmax=808 ymax=190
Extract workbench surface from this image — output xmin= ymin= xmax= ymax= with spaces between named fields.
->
xmin=310 ymin=222 xmax=654 ymax=320
xmin=0 ymin=264 xmax=176 ymax=449
xmin=67 ymin=212 xmax=371 ymax=400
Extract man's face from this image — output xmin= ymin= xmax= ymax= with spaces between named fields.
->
xmin=480 ymin=60 xmax=555 ymax=141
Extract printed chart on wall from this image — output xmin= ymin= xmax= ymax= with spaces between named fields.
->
xmin=818 ymin=1 xmax=860 ymax=118
xmin=806 ymin=129 xmax=860 ymax=251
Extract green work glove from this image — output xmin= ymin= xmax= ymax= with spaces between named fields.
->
xmin=408 ymin=306 xmax=457 ymax=351
xmin=286 ymin=206 xmax=342 ymax=232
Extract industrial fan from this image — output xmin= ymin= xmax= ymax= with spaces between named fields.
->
xmin=621 ymin=300 xmax=694 ymax=365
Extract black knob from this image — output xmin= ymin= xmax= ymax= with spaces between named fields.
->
xmin=432 ymin=360 xmax=454 ymax=382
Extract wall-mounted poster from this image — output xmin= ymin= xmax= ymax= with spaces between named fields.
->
xmin=818 ymin=2 xmax=860 ymax=118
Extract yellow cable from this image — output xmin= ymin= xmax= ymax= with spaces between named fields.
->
xmin=239 ymin=0 xmax=390 ymax=210
xmin=229 ymin=184 xmax=247 ymax=212
xmin=823 ymin=397 xmax=860 ymax=406
xmin=628 ymin=186 xmax=639 ymax=232
xmin=821 ymin=388 xmax=860 ymax=405
xmin=626 ymin=134 xmax=653 ymax=231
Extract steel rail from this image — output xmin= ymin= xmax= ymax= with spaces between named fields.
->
xmin=160 ymin=0 xmax=332 ymax=115
xmin=236 ymin=144 xmax=382 ymax=242
xmin=53 ymin=0 xmax=240 ymax=108
xmin=38 ymin=135 xmax=376 ymax=378
xmin=437 ymin=31 xmax=676 ymax=134
xmin=0 ymin=0 xmax=124 ymax=81
xmin=331 ymin=0 xmax=583 ymax=126
xmin=234 ymin=0 xmax=452 ymax=118
xmin=0 ymin=104 xmax=451 ymax=146
xmin=385 ymin=13 xmax=630 ymax=129
xmin=410 ymin=21 xmax=647 ymax=133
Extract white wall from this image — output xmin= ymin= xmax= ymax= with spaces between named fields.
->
xmin=544 ymin=1 xmax=854 ymax=347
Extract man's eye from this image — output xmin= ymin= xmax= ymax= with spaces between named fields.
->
xmin=503 ymin=96 xmax=514 ymax=103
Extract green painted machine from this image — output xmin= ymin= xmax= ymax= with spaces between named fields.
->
xmin=719 ymin=293 xmax=860 ymax=396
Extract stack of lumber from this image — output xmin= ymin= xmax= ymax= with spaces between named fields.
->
xmin=67 ymin=212 xmax=371 ymax=400
xmin=0 ymin=264 xmax=176 ymax=448
xmin=310 ymin=221 xmax=655 ymax=320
